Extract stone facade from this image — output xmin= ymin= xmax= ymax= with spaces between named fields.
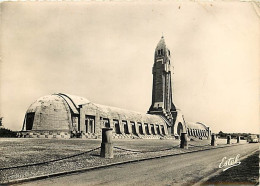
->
xmin=20 ymin=93 xmax=170 ymax=139
xmin=20 ymin=37 xmax=211 ymax=139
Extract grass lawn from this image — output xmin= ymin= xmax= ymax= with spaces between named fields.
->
xmin=0 ymin=138 xmax=244 ymax=169
xmin=0 ymin=137 xmax=247 ymax=183
xmin=0 ymin=138 xmax=100 ymax=168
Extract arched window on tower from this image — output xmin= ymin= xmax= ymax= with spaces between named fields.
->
xmin=161 ymin=49 xmax=163 ymax=55
xmin=168 ymin=50 xmax=170 ymax=56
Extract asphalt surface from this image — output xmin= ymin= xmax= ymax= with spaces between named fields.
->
xmin=19 ymin=143 xmax=258 ymax=186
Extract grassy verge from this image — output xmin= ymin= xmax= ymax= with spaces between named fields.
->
xmin=203 ymin=150 xmax=259 ymax=185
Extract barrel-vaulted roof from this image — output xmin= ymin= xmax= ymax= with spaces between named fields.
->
xmin=55 ymin=93 xmax=90 ymax=114
xmin=26 ymin=93 xmax=169 ymax=126
xmin=56 ymin=93 xmax=90 ymax=108
xmin=81 ymin=102 xmax=170 ymax=126
xmin=186 ymin=122 xmax=208 ymax=130
xmin=26 ymin=95 xmax=63 ymax=113
xmin=26 ymin=93 xmax=90 ymax=115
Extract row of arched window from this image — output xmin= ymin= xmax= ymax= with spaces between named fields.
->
xmin=109 ymin=119 xmax=166 ymax=136
xmin=84 ymin=115 xmax=167 ymax=136
xmin=187 ymin=128 xmax=208 ymax=137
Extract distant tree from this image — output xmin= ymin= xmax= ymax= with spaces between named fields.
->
xmin=0 ymin=128 xmax=17 ymax=138
xmin=0 ymin=117 xmax=3 ymax=127
xmin=218 ymin=131 xmax=226 ymax=138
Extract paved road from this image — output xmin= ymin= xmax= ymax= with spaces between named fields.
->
xmin=21 ymin=143 xmax=258 ymax=186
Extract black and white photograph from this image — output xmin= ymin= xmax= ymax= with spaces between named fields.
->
xmin=0 ymin=1 xmax=259 ymax=185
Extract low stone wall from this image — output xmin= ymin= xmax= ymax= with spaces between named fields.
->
xmin=17 ymin=131 xmax=175 ymax=140
xmin=81 ymin=132 xmax=99 ymax=139
xmin=112 ymin=133 xmax=174 ymax=140
xmin=18 ymin=131 xmax=70 ymax=139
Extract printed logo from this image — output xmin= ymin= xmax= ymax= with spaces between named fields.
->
xmin=219 ymin=154 xmax=241 ymax=171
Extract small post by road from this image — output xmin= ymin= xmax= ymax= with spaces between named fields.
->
xmin=100 ymin=128 xmax=113 ymax=158
xmin=211 ymin=134 xmax=217 ymax=146
xmin=227 ymin=135 xmax=231 ymax=144
xmin=237 ymin=136 xmax=240 ymax=143
xmin=207 ymin=127 xmax=211 ymax=140
xmin=180 ymin=132 xmax=188 ymax=149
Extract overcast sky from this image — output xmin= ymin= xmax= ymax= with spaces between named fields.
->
xmin=1 ymin=1 xmax=259 ymax=133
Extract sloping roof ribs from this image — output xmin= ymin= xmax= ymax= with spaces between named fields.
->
xmin=158 ymin=115 xmax=171 ymax=126
xmin=55 ymin=93 xmax=79 ymax=115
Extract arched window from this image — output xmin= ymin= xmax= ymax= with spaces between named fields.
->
xmin=131 ymin=122 xmax=137 ymax=135
xmin=161 ymin=125 xmax=166 ymax=135
xmin=187 ymin=128 xmax=190 ymax=136
xmin=151 ymin=124 xmax=156 ymax=135
xmin=113 ymin=120 xmax=121 ymax=134
xmin=122 ymin=120 xmax=129 ymax=134
xmin=144 ymin=123 xmax=149 ymax=135
xmin=138 ymin=122 xmax=144 ymax=135
xmin=102 ymin=118 xmax=110 ymax=128
xmin=156 ymin=125 xmax=160 ymax=134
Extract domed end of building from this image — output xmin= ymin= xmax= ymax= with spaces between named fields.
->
xmin=20 ymin=93 xmax=90 ymax=138
xmin=186 ymin=122 xmax=211 ymax=139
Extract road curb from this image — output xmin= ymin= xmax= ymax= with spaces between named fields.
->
xmin=1 ymin=143 xmax=247 ymax=185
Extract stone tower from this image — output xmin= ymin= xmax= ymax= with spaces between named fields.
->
xmin=148 ymin=36 xmax=177 ymax=134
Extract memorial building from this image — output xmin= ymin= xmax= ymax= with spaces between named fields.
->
xmin=20 ymin=37 xmax=211 ymax=139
